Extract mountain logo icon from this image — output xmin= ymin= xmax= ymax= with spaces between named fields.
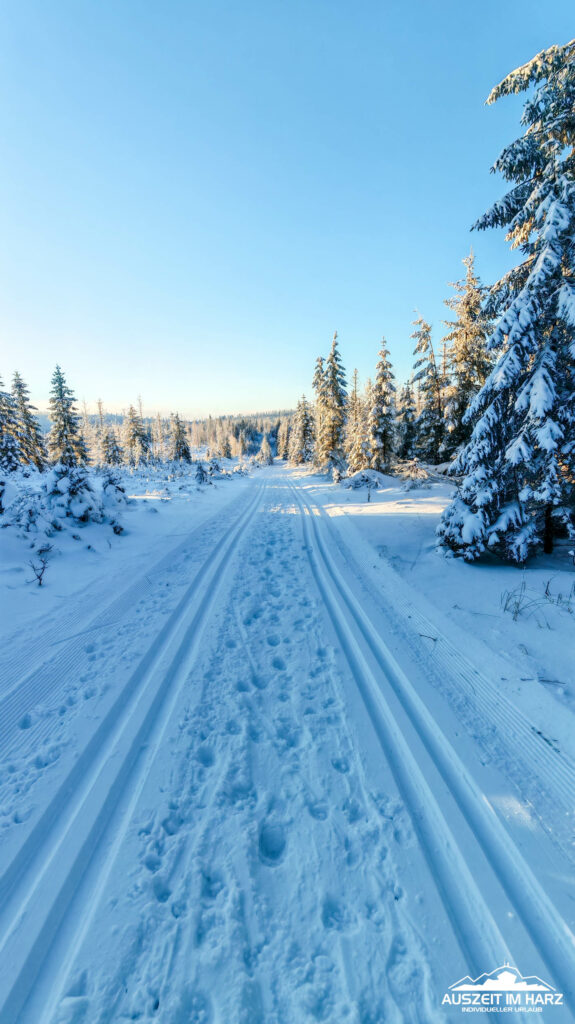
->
xmin=449 ymin=964 xmax=555 ymax=993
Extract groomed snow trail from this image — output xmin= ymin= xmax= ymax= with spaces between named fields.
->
xmin=1 ymin=468 xmax=574 ymax=1023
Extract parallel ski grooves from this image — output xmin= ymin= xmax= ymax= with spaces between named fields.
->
xmin=316 ymin=501 xmax=575 ymax=819
xmin=292 ymin=484 xmax=575 ymax=1013
xmin=0 ymin=484 xmax=265 ymax=1024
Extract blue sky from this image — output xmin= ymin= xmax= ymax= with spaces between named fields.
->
xmin=1 ymin=1 xmax=573 ymax=417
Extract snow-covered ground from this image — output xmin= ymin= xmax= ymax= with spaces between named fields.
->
xmin=1 ymin=465 xmax=574 ymax=1022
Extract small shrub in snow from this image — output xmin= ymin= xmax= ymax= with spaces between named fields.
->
xmin=28 ymin=543 xmax=53 ymax=586
xmin=396 ymin=460 xmax=431 ymax=490
xmin=195 ymin=461 xmax=209 ymax=485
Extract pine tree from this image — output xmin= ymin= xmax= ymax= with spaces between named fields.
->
xmin=289 ymin=396 xmax=315 ymax=465
xmin=312 ymin=356 xmax=328 ymax=467
xmin=123 ymin=404 xmax=150 ymax=466
xmin=91 ymin=399 xmax=106 ymax=466
xmin=277 ymin=419 xmax=291 ymax=460
xmin=345 ymin=370 xmax=370 ymax=473
xmin=319 ymin=332 xmax=347 ymax=473
xmin=102 ymin=428 xmax=123 ymax=465
xmin=441 ymin=252 xmax=492 ymax=459
xmin=439 ymin=39 xmax=575 ymax=562
xmin=169 ymin=412 xmax=192 ymax=462
xmin=11 ymin=371 xmax=46 ymax=470
xmin=368 ymin=339 xmax=396 ymax=471
xmin=396 ymin=381 xmax=417 ymax=460
xmin=237 ymin=430 xmax=247 ymax=457
xmin=48 ymin=366 xmax=88 ymax=467
xmin=0 ymin=378 xmax=21 ymax=473
xmin=220 ymin=435 xmax=232 ymax=460
xmin=195 ymin=460 xmax=209 ymax=484
xmin=80 ymin=401 xmax=97 ymax=464
xmin=257 ymin=434 xmax=274 ymax=465
xmin=152 ymin=413 xmax=167 ymax=462
xmin=411 ymin=318 xmax=444 ymax=463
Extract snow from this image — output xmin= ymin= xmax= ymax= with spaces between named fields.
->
xmin=1 ymin=465 xmax=574 ymax=1022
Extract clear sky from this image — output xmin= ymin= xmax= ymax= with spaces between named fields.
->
xmin=1 ymin=1 xmax=573 ymax=417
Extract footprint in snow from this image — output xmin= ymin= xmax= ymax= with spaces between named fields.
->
xmin=321 ymin=894 xmax=357 ymax=933
xmin=306 ymin=799 xmax=329 ymax=821
xmin=258 ymin=819 xmax=288 ymax=866
xmin=196 ymin=744 xmax=215 ymax=767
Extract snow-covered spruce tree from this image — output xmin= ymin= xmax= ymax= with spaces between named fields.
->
xmin=345 ymin=369 xmax=370 ymax=473
xmin=195 ymin=459 xmax=209 ymax=485
xmin=312 ymin=355 xmax=329 ymax=468
xmin=0 ymin=378 xmax=22 ymax=472
xmin=277 ymin=419 xmax=291 ymax=460
xmin=90 ymin=399 xmax=106 ymax=466
xmin=441 ymin=251 xmax=492 ymax=460
xmin=152 ymin=413 xmax=167 ymax=462
xmin=220 ymin=435 xmax=232 ymax=460
xmin=289 ymin=396 xmax=315 ymax=465
xmin=411 ymin=318 xmax=444 ymax=463
xmin=169 ymin=412 xmax=192 ymax=462
xmin=80 ymin=401 xmax=98 ymax=464
xmin=0 ymin=378 xmax=21 ymax=513
xmin=48 ymin=366 xmax=88 ymax=467
xmin=123 ymin=404 xmax=150 ymax=466
xmin=236 ymin=429 xmax=247 ymax=457
xmin=256 ymin=434 xmax=274 ymax=465
xmin=368 ymin=339 xmax=396 ymax=471
xmin=396 ymin=381 xmax=417 ymax=460
xmin=11 ymin=371 xmax=47 ymax=470
xmin=439 ymin=39 xmax=575 ymax=562
xmin=102 ymin=427 xmax=123 ymax=465
xmin=320 ymin=332 xmax=347 ymax=475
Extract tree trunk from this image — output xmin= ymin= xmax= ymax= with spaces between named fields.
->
xmin=543 ymin=503 xmax=554 ymax=554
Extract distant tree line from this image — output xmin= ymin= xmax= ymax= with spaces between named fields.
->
xmin=282 ymin=250 xmax=492 ymax=481
xmin=0 ymin=364 xmax=287 ymax=482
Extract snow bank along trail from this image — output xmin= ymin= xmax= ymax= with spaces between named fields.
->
xmin=1 ymin=467 xmax=574 ymax=1023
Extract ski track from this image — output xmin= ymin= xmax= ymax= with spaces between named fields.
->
xmin=309 ymin=495 xmax=575 ymax=863
xmin=0 ymin=483 xmax=266 ymax=1023
xmin=290 ymin=482 xmax=575 ymax=1017
xmin=54 ymin=484 xmax=442 ymax=1024
xmin=0 ymin=487 xmax=256 ymax=842
xmin=1 ymin=470 xmax=574 ymax=1023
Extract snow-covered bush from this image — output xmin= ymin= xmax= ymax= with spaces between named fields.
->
xmin=2 ymin=465 xmax=128 ymax=537
xmin=396 ymin=459 xmax=432 ymax=491
xmin=344 ymin=469 xmax=388 ymax=490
